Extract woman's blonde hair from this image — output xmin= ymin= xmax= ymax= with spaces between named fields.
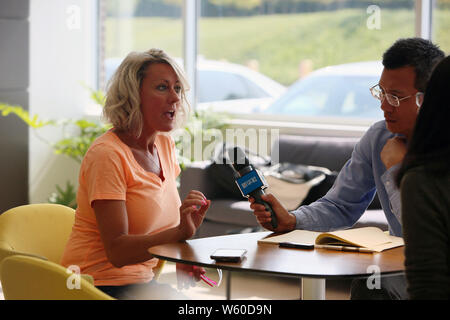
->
xmin=103 ymin=48 xmax=190 ymax=137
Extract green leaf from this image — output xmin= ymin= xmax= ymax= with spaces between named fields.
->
xmin=0 ymin=103 xmax=54 ymax=128
xmin=80 ymin=82 xmax=106 ymax=107
xmin=48 ymin=181 xmax=77 ymax=209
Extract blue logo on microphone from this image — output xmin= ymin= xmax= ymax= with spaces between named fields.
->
xmin=236 ymin=170 xmax=264 ymax=196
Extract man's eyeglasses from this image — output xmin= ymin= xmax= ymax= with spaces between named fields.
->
xmin=370 ymin=84 xmax=424 ymax=107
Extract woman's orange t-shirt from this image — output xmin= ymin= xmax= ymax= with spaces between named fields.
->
xmin=61 ymin=130 xmax=181 ymax=286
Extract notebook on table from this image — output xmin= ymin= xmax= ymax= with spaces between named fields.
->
xmin=258 ymin=227 xmax=404 ymax=253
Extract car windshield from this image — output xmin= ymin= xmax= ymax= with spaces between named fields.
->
xmin=264 ymin=74 xmax=383 ymax=119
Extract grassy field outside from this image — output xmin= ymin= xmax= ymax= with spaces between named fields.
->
xmin=105 ymin=8 xmax=449 ymax=86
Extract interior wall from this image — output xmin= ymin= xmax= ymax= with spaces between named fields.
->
xmin=0 ymin=0 xmax=30 ymax=213
xmin=28 ymin=0 xmax=98 ymax=203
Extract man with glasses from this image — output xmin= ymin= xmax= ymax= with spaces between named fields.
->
xmin=249 ymin=38 xmax=444 ymax=299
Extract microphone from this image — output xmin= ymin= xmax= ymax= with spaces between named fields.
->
xmin=227 ymin=147 xmax=278 ymax=229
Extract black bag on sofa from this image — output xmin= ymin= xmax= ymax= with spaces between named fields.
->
xmin=206 ymin=144 xmax=271 ymax=199
xmin=300 ymin=171 xmax=338 ymax=206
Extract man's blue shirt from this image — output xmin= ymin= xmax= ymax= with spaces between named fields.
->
xmin=291 ymin=120 xmax=403 ymax=237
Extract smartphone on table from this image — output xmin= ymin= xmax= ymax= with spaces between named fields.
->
xmin=210 ymin=248 xmax=247 ymax=262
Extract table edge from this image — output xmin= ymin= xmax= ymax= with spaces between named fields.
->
xmin=149 ymin=252 xmax=405 ymax=280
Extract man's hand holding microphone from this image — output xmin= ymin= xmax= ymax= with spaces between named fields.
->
xmin=228 ymin=147 xmax=296 ymax=233
xmin=248 ymin=194 xmax=296 ymax=232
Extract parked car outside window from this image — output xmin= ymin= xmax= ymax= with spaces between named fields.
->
xmin=262 ymin=61 xmax=384 ymax=120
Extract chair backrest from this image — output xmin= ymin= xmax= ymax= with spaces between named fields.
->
xmin=0 ymin=255 xmax=114 ymax=300
xmin=0 ymin=204 xmax=75 ymax=264
xmin=272 ymin=134 xmax=359 ymax=172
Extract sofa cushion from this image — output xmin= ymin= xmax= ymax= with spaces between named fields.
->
xmin=272 ymin=135 xmax=360 ymax=172
xmin=204 ymin=200 xmax=259 ymax=227
xmin=193 ymin=219 xmax=263 ymax=239
xmin=179 ymin=160 xmax=218 ymax=200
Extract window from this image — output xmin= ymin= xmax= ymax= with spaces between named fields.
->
xmin=100 ymin=0 xmax=446 ymax=128
xmin=100 ymin=0 xmax=183 ymax=90
xmin=433 ymin=0 xmax=450 ymax=54
xmin=197 ymin=0 xmax=416 ymax=123
xmin=264 ymin=67 xmax=383 ymax=119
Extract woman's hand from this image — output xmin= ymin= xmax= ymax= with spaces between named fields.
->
xmin=176 ymin=263 xmax=206 ymax=290
xmin=177 ymin=190 xmax=210 ymax=240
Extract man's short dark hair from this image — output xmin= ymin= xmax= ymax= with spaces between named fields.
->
xmin=382 ymin=38 xmax=445 ymax=91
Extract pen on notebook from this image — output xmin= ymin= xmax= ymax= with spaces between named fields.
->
xmin=314 ymin=244 xmax=375 ymax=253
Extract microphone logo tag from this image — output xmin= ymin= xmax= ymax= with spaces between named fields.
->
xmin=236 ymin=170 xmax=265 ymax=196
xmin=241 ymin=176 xmax=258 ymax=189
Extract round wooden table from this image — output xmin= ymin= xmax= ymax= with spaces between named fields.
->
xmin=148 ymin=232 xmax=405 ymax=299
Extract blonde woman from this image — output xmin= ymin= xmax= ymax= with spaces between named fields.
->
xmin=61 ymin=49 xmax=211 ymax=299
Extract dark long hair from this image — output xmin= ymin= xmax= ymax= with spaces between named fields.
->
xmin=396 ymin=55 xmax=450 ymax=187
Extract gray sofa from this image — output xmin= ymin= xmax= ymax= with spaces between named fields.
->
xmin=179 ymin=134 xmax=388 ymax=239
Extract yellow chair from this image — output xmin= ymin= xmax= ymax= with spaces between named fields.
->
xmin=0 ymin=255 xmax=114 ymax=300
xmin=0 ymin=203 xmax=166 ymax=299
xmin=0 ymin=203 xmax=75 ymax=264
xmin=0 ymin=203 xmax=167 ymax=299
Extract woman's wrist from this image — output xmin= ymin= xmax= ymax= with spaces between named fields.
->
xmin=174 ymin=222 xmax=194 ymax=242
